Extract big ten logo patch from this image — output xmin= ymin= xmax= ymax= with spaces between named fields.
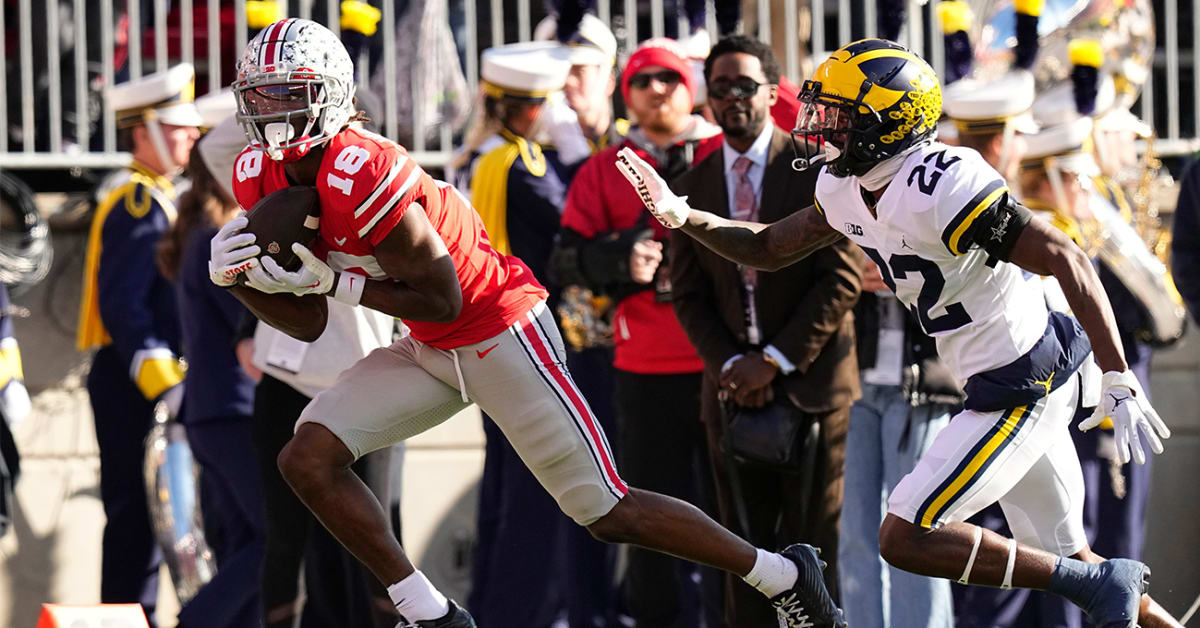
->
xmin=845 ymin=223 xmax=864 ymax=236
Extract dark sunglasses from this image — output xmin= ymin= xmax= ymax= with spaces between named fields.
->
xmin=629 ymin=69 xmax=684 ymax=89
xmin=708 ymin=78 xmax=769 ymax=100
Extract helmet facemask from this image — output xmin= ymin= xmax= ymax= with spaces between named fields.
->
xmin=793 ymin=79 xmax=898 ymax=177
xmin=235 ymin=70 xmax=353 ymax=162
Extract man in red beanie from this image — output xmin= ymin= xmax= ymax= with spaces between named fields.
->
xmin=553 ymin=37 xmax=724 ymax=626
xmin=551 ymin=38 xmax=845 ymax=628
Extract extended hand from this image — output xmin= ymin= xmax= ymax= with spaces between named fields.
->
xmin=615 ymin=147 xmax=692 ymax=229
xmin=209 ymin=214 xmax=260 ymax=287
xmin=244 ymin=243 xmax=336 ymax=296
xmin=1079 ymin=370 xmax=1170 ymax=464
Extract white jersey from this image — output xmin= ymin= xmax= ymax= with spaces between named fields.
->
xmin=814 ymin=142 xmax=1046 ymax=381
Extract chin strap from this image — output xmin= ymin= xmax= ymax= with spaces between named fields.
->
xmin=142 ymin=111 xmax=181 ymax=176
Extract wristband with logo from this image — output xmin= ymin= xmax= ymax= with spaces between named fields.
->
xmin=333 ymin=271 xmax=366 ymax=306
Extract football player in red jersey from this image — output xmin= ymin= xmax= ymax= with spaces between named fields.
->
xmin=209 ymin=18 xmax=843 ymax=628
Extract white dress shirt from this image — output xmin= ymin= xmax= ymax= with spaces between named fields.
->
xmin=721 ymin=120 xmax=774 ymax=215
xmin=716 ymin=122 xmax=799 ymax=375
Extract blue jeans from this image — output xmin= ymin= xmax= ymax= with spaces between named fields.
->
xmin=839 ymin=383 xmax=955 ymax=628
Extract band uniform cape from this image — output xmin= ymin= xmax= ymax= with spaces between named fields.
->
xmin=459 ymin=129 xmax=572 ymax=290
xmin=78 ymin=162 xmax=185 ymax=399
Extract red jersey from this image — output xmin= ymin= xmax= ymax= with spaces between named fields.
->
xmin=561 ymin=141 xmax=704 ymax=375
xmin=232 ymin=127 xmax=548 ymax=349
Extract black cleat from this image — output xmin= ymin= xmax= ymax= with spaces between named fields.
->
xmin=397 ymin=600 xmax=477 ymax=628
xmin=770 ymin=544 xmax=847 ymax=628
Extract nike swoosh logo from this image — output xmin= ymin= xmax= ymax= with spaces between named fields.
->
xmin=476 ymin=343 xmax=500 ymax=359
xmin=335 ymin=236 xmax=347 ymax=245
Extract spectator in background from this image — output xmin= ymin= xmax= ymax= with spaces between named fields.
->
xmin=1173 ymin=156 xmax=1200 ymax=322
xmin=156 ymin=131 xmax=264 ymax=628
xmin=451 ymin=44 xmax=576 ymax=628
xmin=0 ymin=282 xmax=30 ymax=539
xmin=534 ymin=13 xmax=624 ymax=165
xmin=197 ymin=114 xmax=403 ymax=628
xmin=76 ymin=63 xmax=201 ymax=627
xmin=670 ymin=36 xmax=861 ymax=626
xmin=841 ymin=262 xmax=963 ymax=628
xmin=553 ymin=38 xmax=723 ymax=627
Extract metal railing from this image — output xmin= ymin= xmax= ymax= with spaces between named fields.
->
xmin=0 ymin=0 xmax=1196 ymax=171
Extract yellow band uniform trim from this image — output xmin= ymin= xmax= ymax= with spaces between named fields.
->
xmin=136 ymin=356 xmax=185 ymax=400
xmin=920 ymin=405 xmax=1027 ymax=528
xmin=0 ymin=340 xmax=24 ymax=390
xmin=77 ymin=162 xmax=176 ymax=351
xmin=949 ymin=185 xmax=1009 ymax=255
xmin=470 ymin=139 xmax=522 ymax=256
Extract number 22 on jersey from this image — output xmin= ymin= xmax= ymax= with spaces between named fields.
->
xmin=860 ymin=246 xmax=973 ymax=334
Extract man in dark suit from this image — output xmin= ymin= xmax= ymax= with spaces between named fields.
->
xmin=670 ymin=35 xmax=864 ymax=627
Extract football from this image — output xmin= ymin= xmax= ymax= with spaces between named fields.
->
xmin=242 ymin=186 xmax=321 ymax=278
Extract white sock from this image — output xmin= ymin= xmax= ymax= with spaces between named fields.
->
xmin=742 ymin=548 xmax=799 ymax=598
xmin=387 ymin=571 xmax=449 ymax=622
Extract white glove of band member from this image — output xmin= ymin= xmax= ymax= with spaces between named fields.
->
xmin=244 ymin=243 xmax=335 ymax=296
xmin=1078 ymin=370 xmax=1170 ymax=465
xmin=615 ymin=147 xmax=692 ymax=229
xmin=209 ymin=214 xmax=260 ymax=287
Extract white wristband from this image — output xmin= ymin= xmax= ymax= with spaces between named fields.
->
xmin=333 ymin=271 xmax=366 ymax=306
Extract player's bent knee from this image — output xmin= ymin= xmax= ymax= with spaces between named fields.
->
xmin=586 ymin=491 xmax=642 ymax=544
xmin=277 ymin=422 xmax=353 ymax=490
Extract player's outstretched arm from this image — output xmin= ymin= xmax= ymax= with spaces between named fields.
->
xmin=614 ymin=147 xmax=843 ymax=271
xmin=681 ymin=205 xmax=845 ymax=272
xmin=352 ymin=201 xmax=463 ymax=323
xmin=1007 ymin=217 xmax=1126 ymax=373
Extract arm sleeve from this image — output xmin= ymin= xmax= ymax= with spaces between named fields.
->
xmin=961 ymin=192 xmax=1034 ymax=262
xmin=97 ymin=200 xmax=183 ymax=399
xmin=765 ymin=237 xmax=864 ymax=373
xmin=927 ymin=149 xmax=1015 ymax=256
xmin=669 ymin=229 xmax=742 ymax=377
xmin=1172 ymin=160 xmax=1200 ymax=321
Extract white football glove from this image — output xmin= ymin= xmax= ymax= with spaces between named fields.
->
xmin=615 ymin=147 xmax=692 ymax=229
xmin=244 ymin=242 xmax=335 ymax=296
xmin=1078 ymin=370 xmax=1170 ymax=465
xmin=209 ymin=214 xmax=260 ymax=287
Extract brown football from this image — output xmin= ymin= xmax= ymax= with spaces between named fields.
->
xmin=242 ymin=186 xmax=321 ymax=280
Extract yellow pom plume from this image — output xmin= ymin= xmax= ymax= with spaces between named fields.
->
xmin=938 ymin=1 xmax=974 ymax=34
xmin=246 ymin=1 xmax=283 ymax=30
xmin=1068 ymin=39 xmax=1104 ymax=68
xmin=341 ymin=1 xmax=383 ymax=36
xmin=1014 ymin=0 xmax=1044 ymax=17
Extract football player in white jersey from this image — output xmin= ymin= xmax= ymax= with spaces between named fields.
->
xmin=616 ymin=39 xmax=1181 ymax=628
